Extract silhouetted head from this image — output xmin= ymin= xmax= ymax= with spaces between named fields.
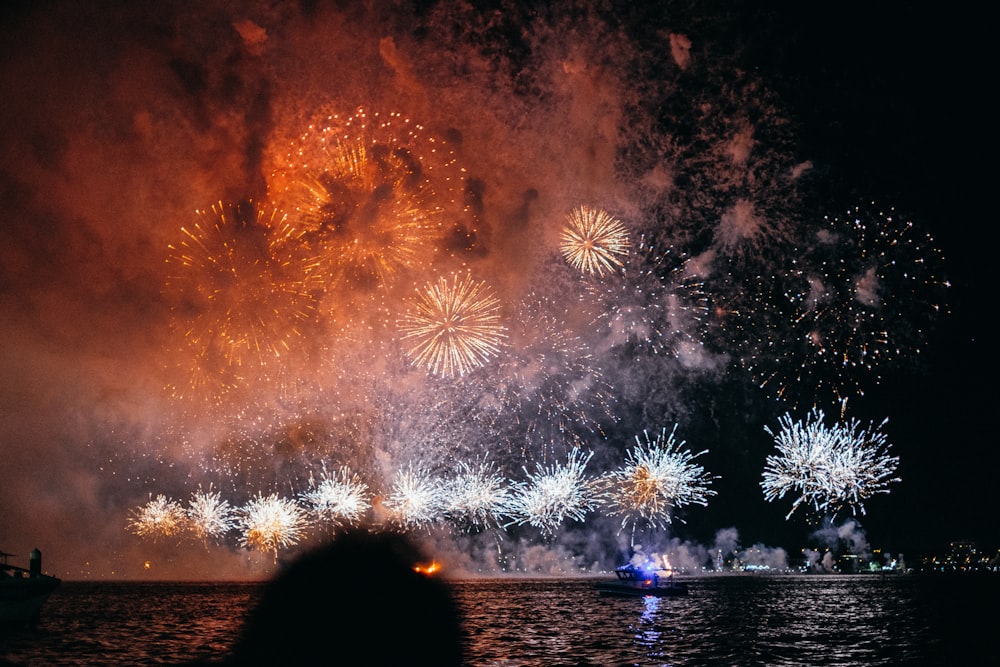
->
xmin=226 ymin=529 xmax=465 ymax=666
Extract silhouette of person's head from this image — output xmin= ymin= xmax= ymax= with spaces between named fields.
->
xmin=225 ymin=529 xmax=465 ymax=666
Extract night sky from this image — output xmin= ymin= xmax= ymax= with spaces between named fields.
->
xmin=0 ymin=0 xmax=992 ymax=579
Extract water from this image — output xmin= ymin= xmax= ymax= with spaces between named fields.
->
xmin=1 ymin=574 xmax=995 ymax=665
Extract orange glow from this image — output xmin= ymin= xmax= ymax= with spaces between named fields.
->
xmin=413 ymin=561 xmax=441 ymax=576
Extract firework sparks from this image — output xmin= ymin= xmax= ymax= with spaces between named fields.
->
xmin=185 ymin=488 xmax=236 ymax=541
xmin=269 ymin=107 xmax=466 ymax=291
xmin=127 ymin=494 xmax=187 ymax=540
xmin=463 ymin=291 xmax=616 ymax=457
xmin=381 ymin=463 xmax=446 ymax=530
xmin=590 ymin=235 xmax=709 ymax=357
xmin=300 ymin=466 xmax=371 ymax=529
xmin=506 ymin=448 xmax=599 ymax=537
xmin=398 ymin=271 xmax=507 ymax=377
xmin=741 ymin=201 xmax=949 ymax=409
xmin=441 ymin=457 xmax=512 ymax=532
xmin=237 ymin=493 xmax=309 ymax=560
xmin=761 ymin=408 xmax=900 ymax=520
xmin=163 ymin=199 xmax=322 ymax=394
xmin=598 ymin=425 xmax=716 ymax=539
xmin=559 ymin=206 xmax=631 ymax=277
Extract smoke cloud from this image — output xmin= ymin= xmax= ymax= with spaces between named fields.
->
xmin=0 ymin=1 xmax=949 ymax=579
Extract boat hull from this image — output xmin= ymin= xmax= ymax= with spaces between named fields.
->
xmin=0 ymin=579 xmax=60 ymax=627
xmin=595 ymin=580 xmax=689 ymax=597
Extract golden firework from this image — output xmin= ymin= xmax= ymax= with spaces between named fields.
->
xmin=398 ymin=271 xmax=507 ymax=378
xmin=559 ymin=205 xmax=630 ymax=276
xmin=164 ymin=200 xmax=322 ymax=392
xmin=270 ymin=107 xmax=467 ymax=290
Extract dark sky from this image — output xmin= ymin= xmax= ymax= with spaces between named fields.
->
xmin=0 ymin=0 xmax=993 ymax=579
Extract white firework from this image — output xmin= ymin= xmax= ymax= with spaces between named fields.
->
xmin=300 ymin=466 xmax=371 ymax=528
xmin=185 ymin=488 xmax=236 ymax=541
xmin=441 ymin=457 xmax=512 ymax=531
xmin=598 ymin=424 xmax=716 ymax=535
xmin=238 ymin=493 xmax=309 ymax=559
xmin=382 ymin=463 xmax=447 ymax=530
xmin=761 ymin=408 xmax=900 ymax=520
xmin=506 ymin=448 xmax=599 ymax=537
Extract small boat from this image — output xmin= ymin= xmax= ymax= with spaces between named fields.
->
xmin=1 ymin=548 xmax=61 ymax=628
xmin=596 ymin=562 xmax=689 ymax=597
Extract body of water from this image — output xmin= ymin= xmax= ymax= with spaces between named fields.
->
xmin=1 ymin=574 xmax=995 ymax=665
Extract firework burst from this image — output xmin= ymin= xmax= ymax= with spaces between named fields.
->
xmin=441 ymin=457 xmax=512 ymax=532
xmin=761 ymin=408 xmax=900 ymax=520
xmin=268 ymin=107 xmax=467 ymax=291
xmin=463 ymin=291 xmax=616 ymax=458
xmin=127 ymin=494 xmax=187 ymax=540
xmin=559 ymin=205 xmax=631 ymax=277
xmin=398 ymin=271 xmax=507 ymax=378
xmin=590 ymin=235 xmax=710 ymax=357
xmin=185 ymin=488 xmax=236 ymax=542
xmin=163 ymin=199 xmax=322 ymax=395
xmin=597 ymin=425 xmax=716 ymax=539
xmin=506 ymin=448 xmax=599 ymax=537
xmin=237 ymin=493 xmax=309 ymax=560
xmin=300 ymin=466 xmax=371 ymax=529
xmin=740 ymin=202 xmax=948 ymax=410
xmin=381 ymin=463 xmax=446 ymax=530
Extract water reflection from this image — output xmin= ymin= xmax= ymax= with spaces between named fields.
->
xmin=632 ymin=594 xmax=662 ymax=645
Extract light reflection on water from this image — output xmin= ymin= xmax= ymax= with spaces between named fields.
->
xmin=0 ymin=575 xmax=995 ymax=665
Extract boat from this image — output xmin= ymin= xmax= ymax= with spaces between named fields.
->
xmin=596 ymin=561 xmax=689 ymax=597
xmin=1 ymin=548 xmax=61 ymax=628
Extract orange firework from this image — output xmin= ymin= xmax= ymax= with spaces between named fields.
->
xmin=398 ymin=271 xmax=507 ymax=378
xmin=269 ymin=107 xmax=467 ymax=291
xmin=559 ymin=205 xmax=630 ymax=277
xmin=164 ymin=200 xmax=322 ymax=393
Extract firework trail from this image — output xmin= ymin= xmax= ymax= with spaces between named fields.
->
xmin=185 ymin=488 xmax=236 ymax=542
xmin=505 ymin=448 xmax=599 ymax=537
xmin=597 ymin=425 xmax=716 ymax=542
xmin=268 ymin=107 xmax=467 ymax=293
xmin=398 ymin=271 xmax=507 ymax=378
xmin=127 ymin=494 xmax=187 ymax=540
xmin=761 ymin=408 xmax=900 ymax=520
xmin=300 ymin=466 xmax=371 ymax=530
xmin=237 ymin=493 xmax=309 ymax=561
xmin=163 ymin=200 xmax=322 ymax=397
xmin=559 ymin=205 xmax=631 ymax=277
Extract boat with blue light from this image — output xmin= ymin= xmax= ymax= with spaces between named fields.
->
xmin=596 ymin=561 xmax=689 ymax=597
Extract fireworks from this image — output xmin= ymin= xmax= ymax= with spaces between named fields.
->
xmin=761 ymin=408 xmax=900 ymax=520
xmin=590 ymin=235 xmax=709 ymax=357
xmin=381 ymin=463 xmax=446 ymax=530
xmin=300 ymin=466 xmax=371 ymax=529
xmin=268 ymin=107 xmax=466 ymax=290
xmin=163 ymin=200 xmax=322 ymax=393
xmin=597 ymin=425 xmax=716 ymax=537
xmin=559 ymin=206 xmax=630 ymax=277
xmin=743 ymin=202 xmax=949 ymax=409
xmin=463 ymin=292 xmax=616 ymax=457
xmin=506 ymin=448 xmax=599 ymax=537
xmin=441 ymin=457 xmax=512 ymax=532
xmin=127 ymin=495 xmax=187 ymax=540
xmin=237 ymin=493 xmax=309 ymax=559
xmin=398 ymin=271 xmax=507 ymax=377
xmin=185 ymin=488 xmax=236 ymax=541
